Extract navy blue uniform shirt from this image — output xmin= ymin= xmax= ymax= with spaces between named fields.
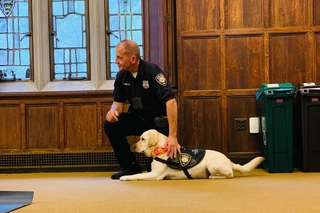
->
xmin=113 ymin=60 xmax=175 ymax=118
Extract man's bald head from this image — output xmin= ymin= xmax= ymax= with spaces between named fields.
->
xmin=117 ymin=40 xmax=140 ymax=59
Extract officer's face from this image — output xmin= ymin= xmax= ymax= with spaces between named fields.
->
xmin=115 ymin=45 xmax=134 ymax=71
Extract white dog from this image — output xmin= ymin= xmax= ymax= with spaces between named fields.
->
xmin=120 ymin=129 xmax=264 ymax=181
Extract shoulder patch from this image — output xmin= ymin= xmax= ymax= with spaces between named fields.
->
xmin=155 ymin=73 xmax=167 ymax=86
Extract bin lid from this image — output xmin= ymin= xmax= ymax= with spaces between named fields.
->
xmin=256 ymin=82 xmax=295 ymax=100
xmin=298 ymin=82 xmax=320 ymax=94
xmin=298 ymin=82 xmax=320 ymax=88
xmin=259 ymin=82 xmax=294 ymax=90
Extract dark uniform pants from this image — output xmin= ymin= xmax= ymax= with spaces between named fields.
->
xmin=103 ymin=112 xmax=168 ymax=168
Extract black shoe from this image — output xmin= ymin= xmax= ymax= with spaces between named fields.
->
xmin=111 ymin=163 xmax=142 ymax=180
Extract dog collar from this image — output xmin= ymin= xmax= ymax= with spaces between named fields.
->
xmin=151 ymin=146 xmax=168 ymax=158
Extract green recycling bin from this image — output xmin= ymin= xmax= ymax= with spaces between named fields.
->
xmin=256 ymin=82 xmax=295 ymax=173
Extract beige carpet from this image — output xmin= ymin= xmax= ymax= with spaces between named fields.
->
xmin=1 ymin=169 xmax=320 ymax=213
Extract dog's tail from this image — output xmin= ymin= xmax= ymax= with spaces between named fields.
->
xmin=232 ymin=157 xmax=264 ymax=176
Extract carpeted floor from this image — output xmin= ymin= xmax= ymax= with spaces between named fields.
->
xmin=1 ymin=169 xmax=320 ymax=213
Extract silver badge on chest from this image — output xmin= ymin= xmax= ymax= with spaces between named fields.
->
xmin=142 ymin=80 xmax=149 ymax=89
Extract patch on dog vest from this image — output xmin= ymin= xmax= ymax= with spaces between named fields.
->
xmin=166 ymin=147 xmax=205 ymax=170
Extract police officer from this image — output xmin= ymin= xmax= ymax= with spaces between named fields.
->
xmin=104 ymin=39 xmax=181 ymax=179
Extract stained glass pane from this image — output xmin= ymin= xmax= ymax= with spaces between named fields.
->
xmin=0 ymin=0 xmax=31 ymax=81
xmin=51 ymin=0 xmax=89 ymax=80
xmin=108 ymin=0 xmax=143 ymax=78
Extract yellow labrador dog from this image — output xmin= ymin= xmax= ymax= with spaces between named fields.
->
xmin=120 ymin=129 xmax=264 ymax=181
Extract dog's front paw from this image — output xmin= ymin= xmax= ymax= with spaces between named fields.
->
xmin=119 ymin=175 xmax=135 ymax=181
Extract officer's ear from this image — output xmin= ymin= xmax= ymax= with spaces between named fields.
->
xmin=130 ymin=55 xmax=137 ymax=64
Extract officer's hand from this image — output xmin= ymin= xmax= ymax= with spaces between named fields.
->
xmin=106 ymin=110 xmax=119 ymax=122
xmin=165 ymin=136 xmax=181 ymax=159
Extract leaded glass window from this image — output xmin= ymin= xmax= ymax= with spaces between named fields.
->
xmin=0 ymin=0 xmax=31 ymax=81
xmin=107 ymin=0 xmax=143 ymax=78
xmin=50 ymin=0 xmax=90 ymax=80
xmin=0 ymin=0 xmax=145 ymax=88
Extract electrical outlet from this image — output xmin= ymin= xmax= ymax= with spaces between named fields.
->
xmin=235 ymin=118 xmax=247 ymax=131
xmin=249 ymin=117 xmax=259 ymax=133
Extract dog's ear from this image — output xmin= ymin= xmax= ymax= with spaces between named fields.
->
xmin=147 ymin=131 xmax=159 ymax=148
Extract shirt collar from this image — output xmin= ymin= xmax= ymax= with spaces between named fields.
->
xmin=136 ymin=59 xmax=146 ymax=77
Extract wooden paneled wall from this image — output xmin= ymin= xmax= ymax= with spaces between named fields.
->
xmin=0 ymin=92 xmax=141 ymax=153
xmin=176 ymin=0 xmax=320 ymax=160
xmin=1 ymin=0 xmax=320 ymax=165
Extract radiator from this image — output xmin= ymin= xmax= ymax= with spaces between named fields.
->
xmin=0 ymin=152 xmax=149 ymax=172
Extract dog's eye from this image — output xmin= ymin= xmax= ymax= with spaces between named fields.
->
xmin=141 ymin=137 xmax=145 ymax=141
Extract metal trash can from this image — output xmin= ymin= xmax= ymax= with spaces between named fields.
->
xmin=297 ymin=82 xmax=320 ymax=172
xmin=256 ymin=83 xmax=295 ymax=173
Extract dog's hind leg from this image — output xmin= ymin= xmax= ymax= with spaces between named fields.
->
xmin=208 ymin=174 xmax=229 ymax=179
xmin=206 ymin=161 xmax=234 ymax=179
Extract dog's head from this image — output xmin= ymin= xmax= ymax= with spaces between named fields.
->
xmin=132 ymin=129 xmax=166 ymax=157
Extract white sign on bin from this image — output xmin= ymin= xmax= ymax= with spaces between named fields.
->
xmin=266 ymin=84 xmax=280 ymax=88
